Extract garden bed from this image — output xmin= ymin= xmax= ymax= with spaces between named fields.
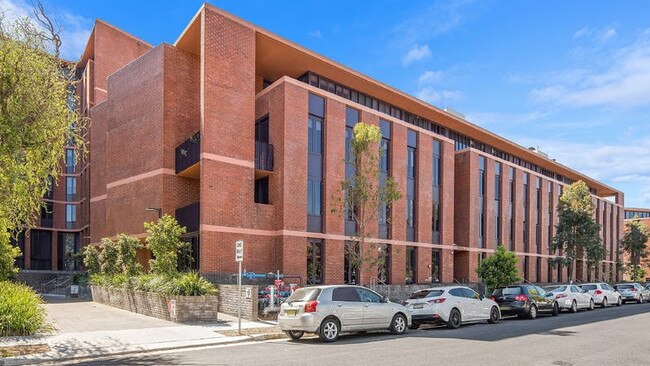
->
xmin=90 ymin=285 xmax=219 ymax=323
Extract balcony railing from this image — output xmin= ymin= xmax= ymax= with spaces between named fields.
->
xmin=175 ymin=202 xmax=200 ymax=233
xmin=255 ymin=141 xmax=274 ymax=172
xmin=175 ymin=132 xmax=200 ymax=174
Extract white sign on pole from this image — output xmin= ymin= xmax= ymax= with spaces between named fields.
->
xmin=235 ymin=240 xmax=244 ymax=262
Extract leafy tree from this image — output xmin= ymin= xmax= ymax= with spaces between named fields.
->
xmin=0 ymin=4 xmax=87 ymax=278
xmin=626 ymin=265 xmax=646 ymax=282
xmin=82 ymin=245 xmax=101 ymax=275
xmin=98 ymin=238 xmax=119 ymax=276
xmin=332 ymin=122 xmax=402 ymax=284
xmin=620 ymin=219 xmax=649 ymax=267
xmin=116 ymin=234 xmax=143 ymax=277
xmin=0 ymin=231 xmax=21 ymax=280
xmin=476 ymin=245 xmax=521 ymax=293
xmin=551 ymin=181 xmax=603 ymax=281
xmin=145 ymin=215 xmax=187 ymax=277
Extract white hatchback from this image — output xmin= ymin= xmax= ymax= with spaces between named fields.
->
xmin=579 ymin=283 xmax=622 ymax=307
xmin=546 ymin=284 xmax=595 ymax=312
xmin=404 ymin=286 xmax=500 ymax=329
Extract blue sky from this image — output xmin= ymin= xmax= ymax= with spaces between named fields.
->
xmin=3 ymin=0 xmax=650 ymax=207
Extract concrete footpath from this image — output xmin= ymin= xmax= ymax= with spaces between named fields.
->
xmin=0 ymin=299 xmax=277 ymax=365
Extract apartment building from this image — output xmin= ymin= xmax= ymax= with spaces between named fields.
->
xmin=18 ymin=4 xmax=625 ymax=284
xmin=623 ymin=208 xmax=650 ymax=281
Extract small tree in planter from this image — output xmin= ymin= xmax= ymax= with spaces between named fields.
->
xmin=476 ymin=245 xmax=521 ymax=294
xmin=145 ymin=214 xmax=187 ymax=278
xmin=82 ymin=245 xmax=101 ymax=275
xmin=98 ymin=238 xmax=119 ymax=276
xmin=116 ymin=234 xmax=143 ymax=277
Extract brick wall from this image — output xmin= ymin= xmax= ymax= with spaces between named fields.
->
xmin=217 ymin=284 xmax=258 ymax=320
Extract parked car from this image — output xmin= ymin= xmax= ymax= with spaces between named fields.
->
xmin=491 ymin=284 xmax=559 ymax=319
xmin=546 ymin=284 xmax=594 ymax=312
xmin=614 ymin=283 xmax=650 ymax=304
xmin=278 ymin=285 xmax=411 ymax=342
xmin=579 ymin=283 xmax=622 ymax=307
xmin=403 ymin=286 xmax=500 ymax=329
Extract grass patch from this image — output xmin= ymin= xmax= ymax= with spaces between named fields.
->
xmin=0 ymin=281 xmax=47 ymax=336
xmin=0 ymin=344 xmax=50 ymax=358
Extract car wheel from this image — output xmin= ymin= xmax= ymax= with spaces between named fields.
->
xmin=616 ymin=296 xmax=622 ymax=306
xmin=588 ymin=299 xmax=594 ymax=311
xmin=285 ymin=331 xmax=304 ymax=340
xmin=488 ymin=306 xmax=500 ymax=324
xmin=318 ymin=318 xmax=340 ymax=343
xmin=447 ymin=308 xmax=462 ymax=329
xmin=570 ymin=300 xmax=578 ymax=313
xmin=528 ymin=304 xmax=538 ymax=320
xmin=390 ymin=314 xmax=407 ymax=335
xmin=601 ymin=297 xmax=608 ymax=308
xmin=552 ymin=302 xmax=559 ymax=316
xmin=409 ymin=322 xmax=421 ymax=330
xmin=638 ymin=295 xmax=643 ymax=304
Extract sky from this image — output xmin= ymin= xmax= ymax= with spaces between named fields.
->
xmin=2 ymin=0 xmax=650 ymax=208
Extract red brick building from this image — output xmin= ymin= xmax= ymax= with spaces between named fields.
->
xmin=17 ymin=4 xmax=626 ymax=285
xmin=623 ymin=208 xmax=650 ymax=281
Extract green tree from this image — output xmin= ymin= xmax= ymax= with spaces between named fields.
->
xmin=476 ymin=245 xmax=521 ymax=293
xmin=620 ymin=219 xmax=649 ymax=267
xmin=332 ymin=122 xmax=402 ymax=284
xmin=0 ymin=4 xmax=87 ymax=279
xmin=82 ymin=245 xmax=101 ymax=275
xmin=145 ymin=215 xmax=187 ymax=277
xmin=551 ymin=181 xmax=604 ymax=281
xmin=116 ymin=234 xmax=143 ymax=277
xmin=0 ymin=231 xmax=21 ymax=280
xmin=98 ymin=238 xmax=119 ymax=276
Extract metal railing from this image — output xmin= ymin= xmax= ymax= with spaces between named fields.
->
xmin=175 ymin=132 xmax=200 ymax=174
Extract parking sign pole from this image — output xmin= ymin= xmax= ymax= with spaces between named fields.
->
xmin=238 ymin=259 xmax=242 ymax=334
xmin=235 ymin=240 xmax=244 ymax=335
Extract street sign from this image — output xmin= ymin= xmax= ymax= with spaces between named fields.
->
xmin=235 ymin=240 xmax=244 ymax=262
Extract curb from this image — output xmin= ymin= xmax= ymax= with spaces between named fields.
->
xmin=1 ymin=335 xmax=270 ymax=366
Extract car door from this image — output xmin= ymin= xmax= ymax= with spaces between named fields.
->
xmin=571 ymin=286 xmax=586 ymax=307
xmin=448 ymin=288 xmax=471 ymax=320
xmin=464 ymin=288 xmax=487 ymax=320
xmin=356 ymin=288 xmax=391 ymax=329
xmin=331 ymin=287 xmax=364 ymax=330
xmin=531 ymin=286 xmax=551 ymax=310
xmin=604 ymin=284 xmax=618 ymax=302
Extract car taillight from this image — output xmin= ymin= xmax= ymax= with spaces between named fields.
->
xmin=514 ymin=294 xmax=528 ymax=302
xmin=304 ymin=300 xmax=318 ymax=313
xmin=595 ymin=290 xmax=602 ymax=295
xmin=428 ymin=298 xmax=446 ymax=304
xmin=490 ymin=296 xmax=496 ymax=301
xmin=630 ymin=288 xmax=637 ymax=292
xmin=555 ymin=293 xmax=567 ymax=299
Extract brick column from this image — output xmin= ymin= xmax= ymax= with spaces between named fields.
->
xmin=389 ymin=244 xmax=406 ymax=285
xmin=417 ymin=246 xmax=432 ymax=284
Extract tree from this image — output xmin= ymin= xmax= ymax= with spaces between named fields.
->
xmin=620 ymin=219 xmax=649 ymax=267
xmin=0 ymin=3 xmax=87 ymax=279
xmin=145 ymin=215 xmax=187 ymax=278
xmin=116 ymin=234 xmax=143 ymax=277
xmin=476 ymin=245 xmax=521 ymax=293
xmin=551 ymin=181 xmax=604 ymax=281
xmin=0 ymin=231 xmax=21 ymax=280
xmin=332 ymin=122 xmax=402 ymax=284
xmin=98 ymin=238 xmax=119 ymax=276
xmin=82 ymin=245 xmax=101 ymax=275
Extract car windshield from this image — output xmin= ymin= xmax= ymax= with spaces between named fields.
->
xmin=580 ymin=285 xmax=597 ymax=291
xmin=494 ymin=287 xmax=522 ymax=296
xmin=547 ymin=286 xmax=567 ymax=292
xmin=618 ymin=284 xmax=634 ymax=290
xmin=287 ymin=288 xmax=321 ymax=302
xmin=409 ymin=290 xmax=444 ymax=299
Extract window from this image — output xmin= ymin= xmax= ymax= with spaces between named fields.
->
xmin=478 ymin=156 xmax=486 ymax=197
xmin=41 ymin=202 xmax=53 ymax=228
xmin=431 ymin=250 xmax=441 ymax=283
xmin=66 ymin=177 xmax=77 ymax=201
xmin=65 ymin=149 xmax=76 ymax=173
xmin=332 ymin=287 xmax=360 ymax=302
xmin=406 ymin=246 xmax=417 ymax=284
xmin=307 ymin=239 xmax=323 ymax=285
xmin=179 ymin=234 xmax=200 ymax=272
xmin=57 ymin=232 xmax=79 ymax=271
xmin=255 ymin=115 xmax=269 ymax=143
xmin=378 ymin=120 xmax=391 ymax=240
xmin=495 ymin=162 xmax=501 ymax=243
xmin=254 ymin=177 xmax=269 ymax=204
xmin=308 ymin=116 xmax=323 ymax=154
xmin=356 ymin=288 xmax=382 ymax=303
xmin=449 ymin=288 xmax=465 ymax=297
xmin=344 ymin=241 xmax=360 ymax=284
xmin=307 ymin=94 xmax=324 ymax=233
xmin=463 ymin=288 xmax=481 ymax=300
xmin=406 ymin=130 xmax=417 ymax=241
xmin=66 ymin=204 xmax=76 ymax=229
xmin=478 ymin=156 xmax=486 ymax=248
xmin=432 ymin=140 xmax=442 ymax=243
xmin=30 ymin=230 xmax=52 ymax=270
xmin=509 ymin=167 xmax=515 ymax=250
xmin=378 ymin=244 xmax=390 ymax=284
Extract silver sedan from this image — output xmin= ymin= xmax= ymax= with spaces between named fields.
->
xmin=278 ymin=285 xmax=411 ymax=342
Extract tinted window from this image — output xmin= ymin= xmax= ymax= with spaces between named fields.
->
xmin=409 ymin=289 xmax=444 ymax=299
xmin=548 ymin=286 xmax=566 ymax=292
xmin=449 ymin=288 xmax=465 ymax=297
xmin=535 ymin=286 xmax=547 ymax=296
xmin=580 ymin=285 xmax=597 ymax=291
xmin=617 ymin=284 xmax=634 ymax=290
xmin=571 ymin=286 xmax=581 ymax=293
xmin=494 ymin=287 xmax=522 ymax=296
xmin=528 ymin=287 xmax=539 ymax=296
xmin=332 ymin=287 xmax=361 ymax=302
xmin=356 ymin=288 xmax=382 ymax=303
xmin=463 ymin=288 xmax=480 ymax=299
xmin=287 ymin=288 xmax=321 ymax=302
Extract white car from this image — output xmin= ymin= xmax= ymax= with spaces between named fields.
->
xmin=615 ymin=283 xmax=650 ymax=304
xmin=404 ymin=286 xmax=500 ymax=329
xmin=547 ymin=284 xmax=594 ymax=312
xmin=278 ymin=285 xmax=411 ymax=342
xmin=579 ymin=283 xmax=622 ymax=307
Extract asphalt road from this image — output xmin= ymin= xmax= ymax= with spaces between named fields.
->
xmin=57 ymin=302 xmax=650 ymax=366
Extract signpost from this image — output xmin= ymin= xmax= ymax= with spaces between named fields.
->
xmin=235 ymin=240 xmax=244 ymax=334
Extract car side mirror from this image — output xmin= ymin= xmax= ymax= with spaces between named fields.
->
xmin=382 ymin=296 xmax=388 ymax=303
xmin=479 ymin=294 xmax=484 ymax=300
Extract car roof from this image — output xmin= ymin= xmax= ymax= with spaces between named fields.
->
xmin=413 ymin=286 xmax=465 ymax=292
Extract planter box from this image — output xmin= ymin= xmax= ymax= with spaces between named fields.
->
xmin=90 ymin=285 xmax=218 ymax=323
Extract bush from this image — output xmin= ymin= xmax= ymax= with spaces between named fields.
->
xmin=0 ymin=281 xmax=46 ymax=336
xmin=82 ymin=245 xmax=101 ymax=275
xmin=145 ymin=215 xmax=187 ymax=278
xmin=476 ymin=245 xmax=521 ymax=294
xmin=171 ymin=272 xmax=217 ymax=296
xmin=116 ymin=234 xmax=143 ymax=277
xmin=0 ymin=231 xmax=21 ymax=281
xmin=98 ymin=238 xmax=119 ymax=276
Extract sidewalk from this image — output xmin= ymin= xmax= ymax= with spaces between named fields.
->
xmin=0 ymin=300 xmax=278 ymax=365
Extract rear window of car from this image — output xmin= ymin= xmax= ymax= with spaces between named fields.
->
xmin=287 ymin=288 xmax=321 ymax=302
xmin=580 ymin=285 xmax=597 ymax=291
xmin=493 ymin=287 xmax=522 ymax=296
xmin=548 ymin=286 xmax=567 ymax=292
xmin=409 ymin=290 xmax=444 ymax=299
xmin=618 ymin=284 xmax=634 ymax=290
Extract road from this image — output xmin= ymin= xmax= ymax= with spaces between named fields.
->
xmin=57 ymin=302 xmax=650 ymax=366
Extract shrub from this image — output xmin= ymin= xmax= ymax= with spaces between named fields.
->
xmin=171 ymin=272 xmax=217 ymax=296
xmin=98 ymin=238 xmax=119 ymax=276
xmin=116 ymin=234 xmax=143 ymax=277
xmin=0 ymin=230 xmax=21 ymax=281
xmin=476 ymin=245 xmax=521 ymax=294
xmin=145 ymin=215 xmax=187 ymax=277
xmin=82 ymin=245 xmax=101 ymax=275
xmin=0 ymin=281 xmax=46 ymax=336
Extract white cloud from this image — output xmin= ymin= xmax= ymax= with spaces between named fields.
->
xmin=393 ymin=0 xmax=475 ymax=46
xmin=0 ymin=0 xmax=92 ymax=61
xmin=530 ymin=28 xmax=650 ymax=108
xmin=417 ymin=70 xmax=444 ymax=85
xmin=599 ymin=26 xmax=617 ymax=43
xmin=415 ymin=87 xmax=462 ymax=104
xmin=574 ymin=27 xmax=590 ymax=39
xmin=402 ymin=44 xmax=432 ymax=66
xmin=465 ymin=111 xmax=548 ymax=128
xmin=308 ymin=29 xmax=322 ymax=39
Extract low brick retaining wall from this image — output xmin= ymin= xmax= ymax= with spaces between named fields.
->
xmin=217 ymin=284 xmax=258 ymax=320
xmin=90 ymin=285 xmax=219 ymax=323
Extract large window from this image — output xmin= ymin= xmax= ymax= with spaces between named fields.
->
xmin=66 ymin=177 xmax=77 ymax=201
xmin=57 ymin=232 xmax=79 ymax=271
xmin=31 ymin=230 xmax=52 ymax=270
xmin=66 ymin=204 xmax=76 ymax=229
xmin=478 ymin=156 xmax=486 ymax=248
xmin=307 ymin=94 xmax=325 ymax=233
xmin=179 ymin=234 xmax=200 ymax=272
xmin=494 ymin=162 xmax=501 ymax=244
xmin=307 ymin=239 xmax=323 ymax=285
xmin=406 ymin=130 xmax=417 ymax=241
xmin=378 ymin=120 xmax=391 ymax=239
xmin=431 ymin=249 xmax=441 ymax=283
xmin=65 ymin=149 xmax=76 ymax=173
xmin=378 ymin=244 xmax=390 ymax=284
xmin=344 ymin=241 xmax=359 ymax=284
xmin=432 ymin=140 xmax=441 ymax=244
xmin=406 ymin=246 xmax=417 ymax=284
xmin=254 ymin=177 xmax=269 ymax=204
xmin=509 ymin=167 xmax=515 ymax=251
xmin=345 ymin=107 xmax=359 ymax=236
xmin=536 ymin=177 xmax=542 ymax=252
xmin=523 ymin=173 xmax=529 ymax=252
xmin=41 ymin=202 xmax=53 ymax=228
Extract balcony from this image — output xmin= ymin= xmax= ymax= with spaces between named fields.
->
xmin=175 ymin=202 xmax=200 ymax=233
xmin=175 ymin=132 xmax=200 ymax=178
xmin=255 ymin=141 xmax=274 ymax=177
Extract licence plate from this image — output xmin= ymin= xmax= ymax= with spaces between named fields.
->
xmin=500 ymin=306 xmax=510 ymax=311
xmin=413 ymin=304 xmax=424 ymax=309
xmin=286 ymin=310 xmax=297 ymax=316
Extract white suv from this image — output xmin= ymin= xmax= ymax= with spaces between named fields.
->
xmin=579 ymin=283 xmax=622 ymax=307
